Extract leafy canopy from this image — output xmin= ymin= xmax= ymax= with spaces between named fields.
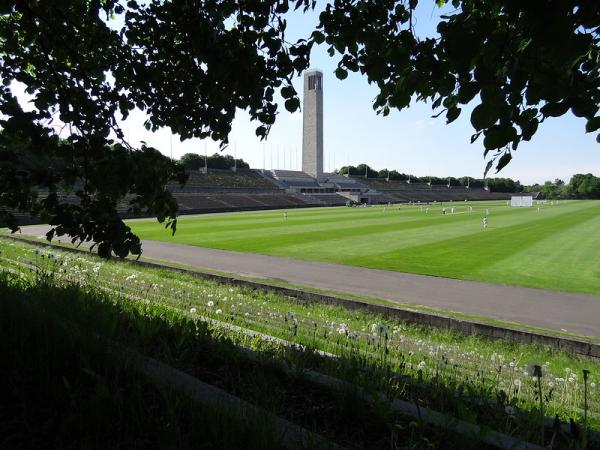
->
xmin=1 ymin=0 xmax=598 ymax=256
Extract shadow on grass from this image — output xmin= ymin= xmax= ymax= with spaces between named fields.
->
xmin=0 ymin=272 xmax=590 ymax=449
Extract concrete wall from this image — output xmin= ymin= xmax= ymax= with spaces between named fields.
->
xmin=302 ymin=70 xmax=323 ymax=180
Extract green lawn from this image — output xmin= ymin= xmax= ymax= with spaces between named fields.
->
xmin=129 ymin=200 xmax=600 ymax=295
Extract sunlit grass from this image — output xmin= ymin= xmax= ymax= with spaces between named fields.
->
xmin=128 ymin=200 xmax=600 ymax=295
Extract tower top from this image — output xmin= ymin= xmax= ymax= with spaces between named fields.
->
xmin=304 ymin=70 xmax=323 ymax=92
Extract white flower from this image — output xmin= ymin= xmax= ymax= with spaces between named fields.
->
xmin=568 ymin=376 xmax=575 ymax=383
xmin=514 ymin=379 xmax=522 ymax=387
xmin=548 ymin=382 xmax=555 ymax=388
xmin=417 ymin=361 xmax=426 ymax=370
xmin=371 ymin=323 xmax=387 ymax=335
xmin=509 ymin=361 xmax=516 ymax=368
xmin=207 ymin=301 xmax=214 ymax=307
xmin=190 ymin=307 xmax=197 ymax=314
xmin=216 ymin=309 xmax=223 ymax=315
xmin=337 ymin=323 xmax=349 ymax=335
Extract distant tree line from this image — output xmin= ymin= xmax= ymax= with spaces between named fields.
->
xmin=525 ymin=174 xmax=600 ymax=199
xmin=336 ymin=164 xmax=522 ymax=192
xmin=179 ymin=153 xmax=249 ymax=171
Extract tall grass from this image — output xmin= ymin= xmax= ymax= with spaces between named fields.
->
xmin=1 ymin=237 xmax=598 ymax=448
xmin=0 ymin=273 xmax=287 ymax=450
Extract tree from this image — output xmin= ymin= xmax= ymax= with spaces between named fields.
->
xmin=568 ymin=173 xmax=600 ymax=198
xmin=180 ymin=153 xmax=205 ymax=171
xmin=319 ymin=0 xmax=599 ymax=174
xmin=179 ymin=153 xmax=250 ymax=171
xmin=1 ymin=0 xmax=598 ymax=256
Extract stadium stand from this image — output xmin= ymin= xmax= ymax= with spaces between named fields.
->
xmin=172 ymin=192 xmax=319 ymax=214
xmin=271 ymin=170 xmax=322 ymax=188
xmin=300 ymin=193 xmax=349 ymax=205
xmin=4 ymin=168 xmax=512 ymax=227
xmin=358 ymin=178 xmax=511 ymax=202
xmin=168 ymin=169 xmax=276 ymax=191
xmin=321 ymin=173 xmax=366 ymax=191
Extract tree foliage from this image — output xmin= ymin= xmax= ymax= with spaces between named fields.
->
xmin=180 ymin=153 xmax=250 ymax=171
xmin=0 ymin=0 xmax=312 ymax=256
xmin=525 ymin=174 xmax=600 ymax=199
xmin=1 ymin=0 xmax=597 ymax=255
xmin=337 ymin=164 xmax=523 ymax=191
xmin=320 ymin=0 xmax=599 ymax=174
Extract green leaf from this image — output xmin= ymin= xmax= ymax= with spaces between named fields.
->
xmin=311 ymin=31 xmax=325 ymax=44
xmin=446 ymin=106 xmax=461 ymax=124
xmin=495 ymin=152 xmax=512 ymax=172
xmin=541 ymin=101 xmax=569 ymax=118
xmin=284 ymin=98 xmax=300 ymax=112
xmin=585 ymin=117 xmax=600 ymax=133
xmin=335 ymin=67 xmax=348 ymax=80
xmin=255 ymin=125 xmax=267 ymax=137
xmin=471 ymin=103 xmax=498 ymax=130
xmin=484 ymin=159 xmax=494 ymax=177
xmin=281 ymin=85 xmax=295 ymax=99
xmin=483 ymin=125 xmax=517 ymax=150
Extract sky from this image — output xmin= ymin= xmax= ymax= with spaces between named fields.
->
xmin=14 ymin=2 xmax=600 ymax=185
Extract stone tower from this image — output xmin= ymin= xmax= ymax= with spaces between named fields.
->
xmin=302 ymin=70 xmax=323 ymax=180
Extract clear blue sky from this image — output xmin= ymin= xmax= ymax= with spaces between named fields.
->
xmin=15 ymin=2 xmax=600 ymax=185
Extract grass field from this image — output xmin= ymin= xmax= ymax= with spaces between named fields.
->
xmin=129 ymin=200 xmax=600 ymax=295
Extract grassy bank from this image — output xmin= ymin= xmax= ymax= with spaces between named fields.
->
xmin=0 ymin=273 xmax=287 ymax=449
xmin=1 ymin=237 xmax=598 ymax=448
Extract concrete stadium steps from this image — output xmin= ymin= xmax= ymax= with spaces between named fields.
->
xmin=371 ymin=188 xmax=510 ymax=203
xmin=272 ymin=170 xmax=322 ymax=188
xmin=168 ymin=169 xmax=279 ymax=192
xmin=253 ymin=170 xmax=289 ymax=189
xmin=300 ymin=193 xmax=348 ymax=205
xmin=322 ymin=173 xmax=366 ymax=190
xmin=171 ymin=192 xmax=320 ymax=213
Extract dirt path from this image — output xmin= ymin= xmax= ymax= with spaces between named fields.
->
xmin=15 ymin=225 xmax=600 ymax=337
